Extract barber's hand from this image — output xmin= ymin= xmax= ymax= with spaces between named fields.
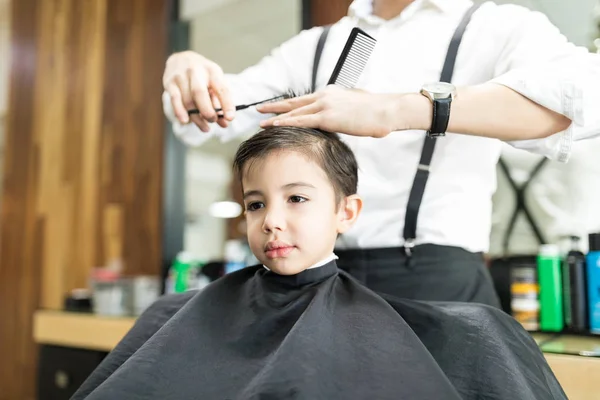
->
xmin=257 ymin=85 xmax=421 ymax=138
xmin=163 ymin=51 xmax=235 ymax=132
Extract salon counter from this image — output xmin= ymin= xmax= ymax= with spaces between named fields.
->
xmin=33 ymin=311 xmax=600 ymax=400
xmin=33 ymin=310 xmax=136 ymax=352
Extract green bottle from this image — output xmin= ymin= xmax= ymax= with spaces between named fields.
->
xmin=537 ymin=244 xmax=564 ymax=332
xmin=172 ymin=252 xmax=196 ymax=293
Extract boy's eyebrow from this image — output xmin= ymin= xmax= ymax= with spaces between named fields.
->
xmin=242 ymin=182 xmax=316 ymax=200
xmin=243 ymin=189 xmax=263 ymax=200
xmin=282 ymin=182 xmax=316 ymax=190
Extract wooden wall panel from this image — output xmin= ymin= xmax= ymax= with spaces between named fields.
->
xmin=308 ymin=0 xmax=353 ymax=27
xmin=0 ymin=0 xmax=169 ymax=398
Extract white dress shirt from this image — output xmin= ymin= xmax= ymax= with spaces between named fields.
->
xmin=489 ymin=138 xmax=600 ymax=256
xmin=163 ymin=0 xmax=600 ymax=253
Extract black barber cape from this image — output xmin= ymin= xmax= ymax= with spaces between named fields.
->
xmin=73 ymin=261 xmax=566 ymax=400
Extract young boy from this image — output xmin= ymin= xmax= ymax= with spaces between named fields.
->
xmin=73 ymin=127 xmax=566 ymax=400
xmin=234 ymin=126 xmax=362 ymax=276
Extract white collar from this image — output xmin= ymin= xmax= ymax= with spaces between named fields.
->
xmin=307 ymin=253 xmax=339 ymax=269
xmin=263 ymin=253 xmax=339 ymax=271
xmin=348 ymin=0 xmax=463 ymax=23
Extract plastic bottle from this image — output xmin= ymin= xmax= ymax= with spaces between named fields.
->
xmin=562 ymin=236 xmax=588 ymax=332
xmin=195 ymin=260 xmax=211 ymax=291
xmin=587 ymin=233 xmax=600 ymax=334
xmin=537 ymin=244 xmax=564 ymax=332
xmin=510 ymin=262 xmax=539 ymax=331
xmin=166 ymin=251 xmax=197 ymax=294
xmin=224 ymin=240 xmax=247 ymax=275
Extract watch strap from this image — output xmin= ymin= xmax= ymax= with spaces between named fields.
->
xmin=429 ymin=97 xmax=452 ymax=137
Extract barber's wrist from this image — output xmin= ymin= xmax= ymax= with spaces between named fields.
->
xmin=387 ymin=93 xmax=433 ymax=132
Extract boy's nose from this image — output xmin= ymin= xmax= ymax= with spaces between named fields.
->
xmin=262 ymin=208 xmax=286 ymax=233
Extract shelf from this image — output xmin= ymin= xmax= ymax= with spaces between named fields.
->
xmin=543 ymin=353 xmax=600 ymax=400
xmin=33 ymin=310 xmax=136 ymax=352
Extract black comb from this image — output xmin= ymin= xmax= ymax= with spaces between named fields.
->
xmin=327 ymin=27 xmax=376 ymax=88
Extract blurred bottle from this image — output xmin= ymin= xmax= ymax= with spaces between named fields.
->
xmin=195 ymin=262 xmax=211 ymax=291
xmin=510 ymin=262 xmax=539 ymax=331
xmin=562 ymin=236 xmax=588 ymax=332
xmin=587 ymin=233 xmax=600 ymax=334
xmin=166 ymin=251 xmax=197 ymax=294
xmin=537 ymin=244 xmax=564 ymax=332
xmin=245 ymin=246 xmax=260 ymax=267
xmin=224 ymin=240 xmax=247 ymax=274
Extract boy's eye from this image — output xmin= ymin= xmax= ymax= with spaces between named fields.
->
xmin=246 ymin=202 xmax=264 ymax=212
xmin=289 ymin=195 xmax=307 ymax=203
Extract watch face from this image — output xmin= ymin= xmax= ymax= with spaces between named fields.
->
xmin=422 ymin=82 xmax=455 ymax=95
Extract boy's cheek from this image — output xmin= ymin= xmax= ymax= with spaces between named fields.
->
xmin=245 ymin=217 xmax=262 ymax=231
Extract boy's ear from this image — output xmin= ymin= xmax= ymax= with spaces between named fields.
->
xmin=336 ymin=194 xmax=363 ymax=234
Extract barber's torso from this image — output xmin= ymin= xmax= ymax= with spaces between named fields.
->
xmin=316 ymin=1 xmax=504 ymax=252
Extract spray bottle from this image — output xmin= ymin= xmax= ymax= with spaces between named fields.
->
xmin=165 ymin=251 xmax=198 ymax=294
xmin=537 ymin=244 xmax=564 ymax=332
xmin=562 ymin=236 xmax=588 ymax=332
xmin=224 ymin=240 xmax=247 ymax=275
xmin=587 ymin=233 xmax=600 ymax=334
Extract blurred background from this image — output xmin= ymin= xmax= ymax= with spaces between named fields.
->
xmin=1 ymin=1 xmax=600 ymax=399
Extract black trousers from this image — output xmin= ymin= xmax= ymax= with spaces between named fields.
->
xmin=335 ymin=244 xmax=501 ymax=308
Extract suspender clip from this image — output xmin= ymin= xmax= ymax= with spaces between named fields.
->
xmin=404 ymin=239 xmax=415 ymax=268
xmin=403 ymin=239 xmax=415 ymax=258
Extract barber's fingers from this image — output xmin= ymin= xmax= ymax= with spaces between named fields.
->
xmin=206 ymin=63 xmax=235 ymax=121
xmin=165 ymin=82 xmax=189 ymax=124
xmin=190 ymin=114 xmax=210 ymax=132
xmin=263 ymin=114 xmax=321 ymax=129
xmin=166 ymin=73 xmax=228 ymax=130
xmin=189 ymin=69 xmax=217 ymax=123
xmin=166 ymin=72 xmax=212 ymax=131
xmin=210 ymin=90 xmax=221 ymax=110
xmin=163 ymin=54 xmax=191 ymax=124
xmin=257 ymin=92 xmax=318 ymax=114
xmin=277 ymin=102 xmax=321 ymax=119
xmin=210 ymin=90 xmax=229 ymax=129
xmin=260 ymin=103 xmax=321 ymax=128
xmin=163 ymin=52 xmax=234 ymax=131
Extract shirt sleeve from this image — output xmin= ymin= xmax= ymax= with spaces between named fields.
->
xmin=162 ymin=27 xmax=322 ymax=147
xmin=486 ymin=4 xmax=600 ymax=162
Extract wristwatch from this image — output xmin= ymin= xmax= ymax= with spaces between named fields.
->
xmin=420 ymin=82 xmax=457 ymax=138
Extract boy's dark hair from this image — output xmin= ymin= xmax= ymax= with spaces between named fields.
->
xmin=233 ymin=127 xmax=358 ymax=202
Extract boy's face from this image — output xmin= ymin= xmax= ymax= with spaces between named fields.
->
xmin=242 ymin=150 xmax=361 ymax=275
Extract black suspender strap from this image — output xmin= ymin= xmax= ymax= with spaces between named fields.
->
xmin=312 ymin=25 xmax=331 ymax=93
xmin=402 ymin=3 xmax=480 ymax=263
xmin=498 ymin=157 xmax=549 ymax=255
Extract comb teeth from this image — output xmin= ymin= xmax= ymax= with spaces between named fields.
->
xmin=327 ymin=27 xmax=376 ymax=89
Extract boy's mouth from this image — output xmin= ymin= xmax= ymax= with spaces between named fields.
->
xmin=264 ymin=240 xmax=295 ymax=259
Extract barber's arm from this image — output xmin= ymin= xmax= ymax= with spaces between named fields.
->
xmin=259 ymin=7 xmax=600 ymax=162
xmin=404 ymin=83 xmax=573 ymax=142
xmin=483 ymin=5 xmax=600 ymax=162
xmin=258 ymin=83 xmax=571 ymax=141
